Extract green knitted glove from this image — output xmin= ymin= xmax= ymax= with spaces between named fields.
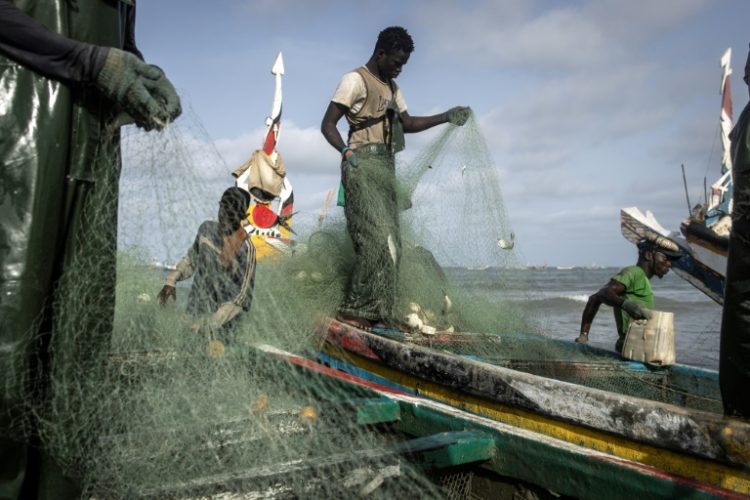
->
xmin=447 ymin=106 xmax=471 ymax=126
xmin=622 ymin=300 xmax=652 ymax=320
xmin=95 ymin=48 xmax=181 ymax=130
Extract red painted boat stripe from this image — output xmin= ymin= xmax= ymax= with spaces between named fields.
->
xmin=594 ymin=454 xmax=746 ymax=499
xmin=265 ymin=349 xmax=409 ymax=395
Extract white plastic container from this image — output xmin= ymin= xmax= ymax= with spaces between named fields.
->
xmin=622 ymin=310 xmax=676 ymax=366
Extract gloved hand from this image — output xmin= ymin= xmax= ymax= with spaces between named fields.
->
xmin=157 ymin=285 xmax=176 ymax=307
xmin=188 ymin=316 xmax=220 ymax=335
xmin=574 ymin=332 xmax=589 ymax=345
xmin=95 ymin=48 xmax=182 ymax=131
xmin=621 ymin=300 xmax=652 ymax=320
xmin=344 ymin=151 xmax=359 ymax=168
xmin=447 ymin=106 xmax=471 ymax=126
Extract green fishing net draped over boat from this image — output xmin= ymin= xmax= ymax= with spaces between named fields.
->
xmin=17 ymin=109 xmax=722 ymax=498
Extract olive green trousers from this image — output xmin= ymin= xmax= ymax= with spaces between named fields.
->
xmin=339 ymin=146 xmax=400 ymax=322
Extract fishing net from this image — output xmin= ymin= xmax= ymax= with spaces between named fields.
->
xmin=7 ymin=102 xmax=721 ymax=498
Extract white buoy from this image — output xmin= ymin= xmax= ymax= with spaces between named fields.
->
xmin=406 ymin=313 xmax=423 ymax=330
xmin=443 ymin=295 xmax=452 ymax=313
xmin=497 ymin=232 xmax=515 ymax=250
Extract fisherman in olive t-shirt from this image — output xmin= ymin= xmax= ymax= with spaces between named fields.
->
xmin=320 ymin=26 xmax=470 ymax=332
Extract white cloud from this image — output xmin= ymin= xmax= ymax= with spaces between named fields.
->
xmin=477 ymin=63 xmax=676 ymax=174
xmin=507 ymin=169 xmax=606 ymax=199
xmin=214 ymin=121 xmax=339 ymax=175
xmin=416 ymin=0 xmax=710 ymax=70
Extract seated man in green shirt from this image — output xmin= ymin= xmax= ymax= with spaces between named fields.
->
xmin=576 ymin=235 xmax=682 ymax=353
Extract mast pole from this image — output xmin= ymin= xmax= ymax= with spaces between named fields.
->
xmin=681 ymin=164 xmax=692 ymax=215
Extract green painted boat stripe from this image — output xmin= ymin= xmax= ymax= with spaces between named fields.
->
xmin=391 ymin=431 xmax=497 ymax=469
xmin=356 ymin=399 xmax=401 ymax=425
xmin=397 ymin=402 xmax=736 ymax=500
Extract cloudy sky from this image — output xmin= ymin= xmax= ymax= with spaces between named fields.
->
xmin=132 ymin=0 xmax=749 ymax=267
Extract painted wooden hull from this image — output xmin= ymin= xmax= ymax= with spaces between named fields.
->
xmin=335 ymin=325 xmax=722 ymax=412
xmin=463 ymin=333 xmax=722 ymax=412
xmin=108 ymin=341 xmax=745 ymax=498
xmin=314 ymin=319 xmax=750 ymax=496
xmin=250 ymin=346 xmax=743 ymax=500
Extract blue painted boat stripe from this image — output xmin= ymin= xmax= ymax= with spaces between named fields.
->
xmin=316 ymin=352 xmax=415 ymax=395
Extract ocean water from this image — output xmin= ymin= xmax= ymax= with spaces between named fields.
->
xmin=445 ymin=267 xmax=722 ymax=370
xmin=147 ymin=263 xmax=722 ymax=370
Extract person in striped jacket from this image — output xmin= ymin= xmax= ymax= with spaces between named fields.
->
xmin=158 ymin=187 xmax=256 ymax=344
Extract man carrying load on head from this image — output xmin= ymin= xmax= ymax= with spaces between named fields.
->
xmin=576 ymin=234 xmax=682 ymax=354
xmin=320 ymin=26 xmax=470 ymax=331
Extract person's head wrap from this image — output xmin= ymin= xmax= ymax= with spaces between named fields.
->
xmin=637 ymin=233 xmax=682 ymax=260
xmin=744 ymin=42 xmax=749 ymax=86
xmin=218 ymin=187 xmax=251 ymax=234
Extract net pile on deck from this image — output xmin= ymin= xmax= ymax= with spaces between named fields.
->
xmin=8 ymin=109 xmax=718 ymax=499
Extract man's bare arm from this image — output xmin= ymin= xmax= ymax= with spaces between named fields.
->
xmin=579 ymin=280 xmax=626 ymax=337
xmin=321 ymin=101 xmax=349 ymax=152
xmin=400 ymin=110 xmax=449 ymax=133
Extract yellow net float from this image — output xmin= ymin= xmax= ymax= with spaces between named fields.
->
xmin=298 ymin=405 xmax=318 ymax=426
xmin=206 ymin=339 xmax=225 ymax=359
xmin=249 ymin=394 xmax=269 ymax=416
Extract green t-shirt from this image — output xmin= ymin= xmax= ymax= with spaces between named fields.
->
xmin=612 ymin=265 xmax=653 ymax=335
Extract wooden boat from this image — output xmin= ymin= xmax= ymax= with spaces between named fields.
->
xmin=103 ymin=329 xmax=746 ymax=498
xmin=313 ymin=318 xmax=750 ymax=497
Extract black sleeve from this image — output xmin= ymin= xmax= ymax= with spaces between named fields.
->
xmin=123 ymin=1 xmax=143 ymax=60
xmin=0 ymin=0 xmax=108 ymax=82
